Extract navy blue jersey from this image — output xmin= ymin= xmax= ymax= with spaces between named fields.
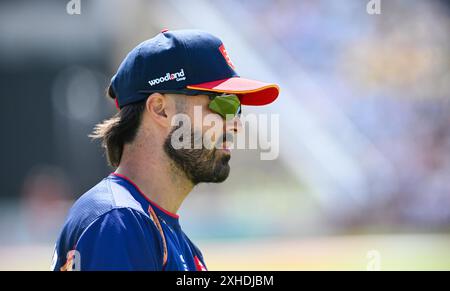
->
xmin=52 ymin=173 xmax=207 ymax=271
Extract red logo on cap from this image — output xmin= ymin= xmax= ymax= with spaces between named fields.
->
xmin=219 ymin=44 xmax=235 ymax=70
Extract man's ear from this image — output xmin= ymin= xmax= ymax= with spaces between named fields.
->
xmin=145 ymin=93 xmax=170 ymax=127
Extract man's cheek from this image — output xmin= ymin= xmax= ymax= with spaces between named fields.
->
xmin=202 ymin=114 xmax=224 ymax=150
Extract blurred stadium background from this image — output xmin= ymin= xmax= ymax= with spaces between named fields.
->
xmin=0 ymin=0 xmax=449 ymax=270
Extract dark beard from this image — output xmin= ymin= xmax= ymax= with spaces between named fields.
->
xmin=163 ymin=127 xmax=231 ymax=185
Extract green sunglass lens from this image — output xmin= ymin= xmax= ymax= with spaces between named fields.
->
xmin=209 ymin=94 xmax=241 ymax=119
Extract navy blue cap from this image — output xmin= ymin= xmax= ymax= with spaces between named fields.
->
xmin=111 ymin=29 xmax=279 ymax=108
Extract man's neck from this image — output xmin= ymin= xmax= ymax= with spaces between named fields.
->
xmin=114 ymin=146 xmax=194 ymax=215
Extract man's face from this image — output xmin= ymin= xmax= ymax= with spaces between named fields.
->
xmin=163 ymin=94 xmax=241 ymax=185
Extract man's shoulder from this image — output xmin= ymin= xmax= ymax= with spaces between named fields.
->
xmin=62 ymin=177 xmax=150 ymax=238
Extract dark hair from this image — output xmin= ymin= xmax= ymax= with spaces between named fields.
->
xmin=90 ymin=85 xmax=146 ymax=167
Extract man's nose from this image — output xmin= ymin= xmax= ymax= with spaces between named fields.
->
xmin=224 ymin=116 xmax=242 ymax=134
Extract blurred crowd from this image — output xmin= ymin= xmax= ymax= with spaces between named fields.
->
xmin=216 ymin=0 xmax=450 ymax=228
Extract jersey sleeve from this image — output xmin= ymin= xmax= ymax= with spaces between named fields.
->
xmin=72 ymin=207 xmax=164 ymax=271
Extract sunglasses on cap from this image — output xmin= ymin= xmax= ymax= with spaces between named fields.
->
xmin=138 ymin=89 xmax=242 ymax=120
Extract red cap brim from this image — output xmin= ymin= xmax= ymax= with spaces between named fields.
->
xmin=186 ymin=77 xmax=279 ymax=106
